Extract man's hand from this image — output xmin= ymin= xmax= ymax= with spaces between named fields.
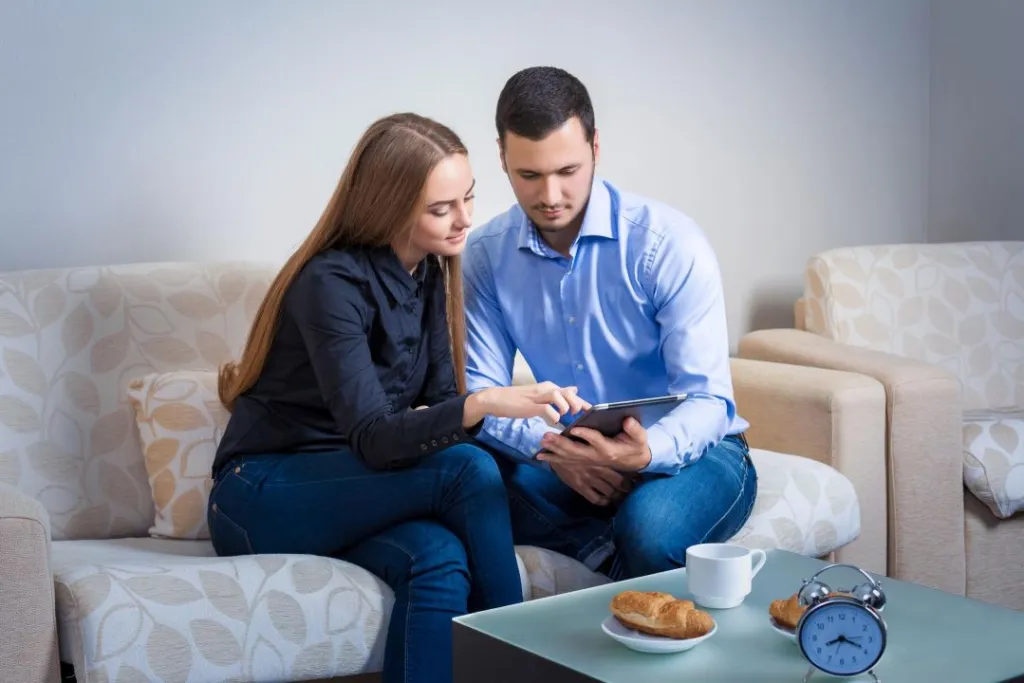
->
xmin=548 ymin=461 xmax=636 ymax=506
xmin=537 ymin=417 xmax=653 ymax=471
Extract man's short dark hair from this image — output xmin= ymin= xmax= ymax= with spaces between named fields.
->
xmin=495 ymin=66 xmax=595 ymax=147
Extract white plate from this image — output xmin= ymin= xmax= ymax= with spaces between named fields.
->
xmin=769 ymin=617 xmax=798 ymax=643
xmin=601 ymin=615 xmax=717 ymax=654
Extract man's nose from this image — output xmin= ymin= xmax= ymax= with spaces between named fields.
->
xmin=540 ymin=176 xmax=560 ymax=206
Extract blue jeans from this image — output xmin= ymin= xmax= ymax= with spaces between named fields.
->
xmin=206 ymin=443 xmax=523 ymax=683
xmin=495 ymin=434 xmax=757 ymax=580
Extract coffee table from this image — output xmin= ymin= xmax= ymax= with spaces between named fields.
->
xmin=453 ymin=549 xmax=1024 ymax=682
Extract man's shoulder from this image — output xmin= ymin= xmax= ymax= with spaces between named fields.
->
xmin=605 ymin=181 xmax=714 ymax=269
xmin=467 ymin=205 xmax=520 ymax=248
xmin=464 ymin=204 xmax=523 ymax=276
xmin=611 ymin=182 xmax=703 ymax=242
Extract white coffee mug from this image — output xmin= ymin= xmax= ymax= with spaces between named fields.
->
xmin=685 ymin=543 xmax=767 ymax=609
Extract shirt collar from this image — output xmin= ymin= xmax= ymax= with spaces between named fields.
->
xmin=517 ymin=177 xmax=616 ymax=257
xmin=368 ymin=246 xmax=427 ymax=302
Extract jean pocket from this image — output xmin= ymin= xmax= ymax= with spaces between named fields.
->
xmin=208 ymin=502 xmax=254 ymax=556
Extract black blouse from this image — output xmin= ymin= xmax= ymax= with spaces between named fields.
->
xmin=212 ymin=246 xmax=477 ymax=474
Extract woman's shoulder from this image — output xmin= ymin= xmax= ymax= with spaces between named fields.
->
xmin=295 ymin=248 xmax=371 ymax=290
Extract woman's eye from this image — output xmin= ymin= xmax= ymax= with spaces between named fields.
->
xmin=431 ymin=210 xmax=449 ymax=217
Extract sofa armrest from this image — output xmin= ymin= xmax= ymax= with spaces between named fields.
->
xmin=730 ymin=357 xmax=887 ymax=575
xmin=0 ymin=482 xmax=60 ymax=683
xmin=738 ymin=329 xmax=966 ymax=597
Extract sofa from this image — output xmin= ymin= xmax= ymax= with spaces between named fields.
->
xmin=0 ymin=261 xmax=886 ymax=683
xmin=739 ymin=241 xmax=1024 ymax=609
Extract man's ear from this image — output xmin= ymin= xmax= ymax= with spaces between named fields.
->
xmin=592 ymin=127 xmax=601 ymax=165
xmin=496 ymin=137 xmax=507 ymax=174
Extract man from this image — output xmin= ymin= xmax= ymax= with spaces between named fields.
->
xmin=462 ymin=65 xmax=758 ymax=580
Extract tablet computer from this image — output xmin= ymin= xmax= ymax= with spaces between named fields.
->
xmin=560 ymin=394 xmax=688 ymax=440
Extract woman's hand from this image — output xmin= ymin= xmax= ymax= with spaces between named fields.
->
xmin=463 ymin=382 xmax=591 ymax=428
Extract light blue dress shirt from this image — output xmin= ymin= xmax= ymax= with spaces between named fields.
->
xmin=462 ymin=177 xmax=748 ymax=475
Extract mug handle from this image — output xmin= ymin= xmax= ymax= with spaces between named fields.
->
xmin=750 ymin=549 xmax=767 ymax=578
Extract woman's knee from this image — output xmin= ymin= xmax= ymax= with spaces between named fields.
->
xmin=430 ymin=443 xmax=504 ymax=490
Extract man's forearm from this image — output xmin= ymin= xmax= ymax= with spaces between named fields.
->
xmin=644 ymin=395 xmax=731 ymax=475
xmin=477 ymin=413 xmax=563 ymax=462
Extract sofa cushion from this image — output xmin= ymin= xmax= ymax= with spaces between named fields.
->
xmin=963 ymin=410 xmax=1024 ymax=519
xmin=730 ymin=449 xmax=861 ymax=557
xmin=50 ymin=538 xmax=534 ymax=683
xmin=126 ymin=369 xmax=227 ymax=540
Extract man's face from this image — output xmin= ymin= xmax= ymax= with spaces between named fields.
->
xmin=499 ymin=117 xmax=599 ymax=234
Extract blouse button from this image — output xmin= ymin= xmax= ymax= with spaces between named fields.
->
xmin=420 ymin=444 xmax=428 ymax=451
xmin=431 ymin=439 xmax=437 ymax=447
xmin=441 ymin=436 xmax=449 ymax=444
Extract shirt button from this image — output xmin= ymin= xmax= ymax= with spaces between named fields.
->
xmin=212 ymin=503 xmax=218 ymax=513
xmin=452 ymin=433 xmax=460 ymax=441
xmin=234 ymin=466 xmax=241 ymax=474
xmin=568 ymin=316 xmax=576 ymax=325
xmin=576 ymin=363 xmax=584 ymax=371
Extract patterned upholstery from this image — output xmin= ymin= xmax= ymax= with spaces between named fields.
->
xmin=802 ymin=242 xmax=1024 ymax=517
xmin=1 ymin=261 xmax=864 ymax=682
xmin=0 ymin=262 xmax=275 ymax=540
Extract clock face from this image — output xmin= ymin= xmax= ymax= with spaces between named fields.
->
xmin=798 ymin=599 xmax=885 ymax=676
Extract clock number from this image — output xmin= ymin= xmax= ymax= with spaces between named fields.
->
xmin=818 ymin=623 xmax=825 ymax=631
xmin=839 ymin=613 xmax=846 ymax=621
xmin=828 ymin=616 xmax=834 ymax=623
xmin=840 ymin=659 xmax=845 ymax=666
xmin=817 ymin=647 xmax=822 ymax=654
xmin=862 ymin=625 xmax=868 ymax=632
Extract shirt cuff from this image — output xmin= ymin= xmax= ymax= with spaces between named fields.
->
xmin=642 ymin=423 xmax=689 ymax=476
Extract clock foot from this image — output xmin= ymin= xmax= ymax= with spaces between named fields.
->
xmin=801 ymin=667 xmax=880 ymax=682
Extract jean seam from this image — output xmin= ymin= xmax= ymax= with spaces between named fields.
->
xmin=210 ymin=506 xmax=254 ymax=554
xmin=697 ymin=450 xmax=751 ymax=545
xmin=351 ymin=535 xmax=417 ymax=683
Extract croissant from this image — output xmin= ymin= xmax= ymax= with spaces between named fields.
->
xmin=610 ymin=591 xmax=715 ymax=639
xmin=770 ymin=591 xmax=852 ymax=629
xmin=769 ymin=593 xmax=805 ymax=629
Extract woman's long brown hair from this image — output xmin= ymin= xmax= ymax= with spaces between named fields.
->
xmin=218 ymin=112 xmax=469 ymax=410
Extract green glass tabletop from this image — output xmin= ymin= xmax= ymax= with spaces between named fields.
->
xmin=454 ymin=549 xmax=1024 ymax=682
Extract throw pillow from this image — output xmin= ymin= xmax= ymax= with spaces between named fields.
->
xmin=126 ymin=369 xmax=228 ymax=539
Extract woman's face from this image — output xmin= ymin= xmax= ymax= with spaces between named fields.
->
xmin=402 ymin=153 xmax=475 ymax=263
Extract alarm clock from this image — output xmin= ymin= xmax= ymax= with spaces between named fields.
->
xmin=795 ymin=563 xmax=887 ymax=682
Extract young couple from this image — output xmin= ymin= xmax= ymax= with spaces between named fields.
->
xmin=207 ymin=66 xmax=757 ymax=683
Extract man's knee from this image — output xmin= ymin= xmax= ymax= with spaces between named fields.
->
xmin=613 ymin=511 xmax=686 ymax=575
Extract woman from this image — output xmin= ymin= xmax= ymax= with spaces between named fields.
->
xmin=208 ymin=112 xmax=587 ymax=683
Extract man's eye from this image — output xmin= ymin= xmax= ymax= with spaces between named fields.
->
xmin=559 ymin=168 xmax=577 ymax=176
